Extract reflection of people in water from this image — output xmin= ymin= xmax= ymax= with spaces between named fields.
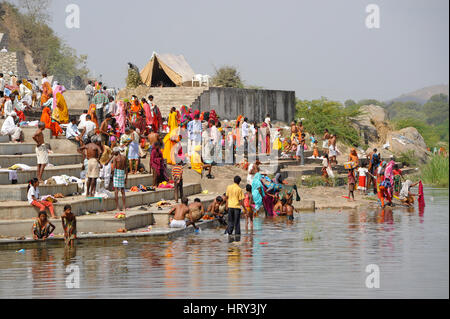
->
xmin=63 ymin=246 xmax=77 ymax=268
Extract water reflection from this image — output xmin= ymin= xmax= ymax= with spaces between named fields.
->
xmin=0 ymin=188 xmax=448 ymax=298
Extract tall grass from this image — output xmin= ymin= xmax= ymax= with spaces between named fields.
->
xmin=421 ymin=155 xmax=449 ymax=187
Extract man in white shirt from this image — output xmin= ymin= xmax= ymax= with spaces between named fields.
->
xmin=188 ymin=114 xmax=202 ymax=156
xmin=1 ymin=112 xmax=23 ymax=142
xmin=66 ymin=117 xmax=81 ymax=145
xmin=3 ymin=95 xmax=13 ymax=117
xmin=78 ymin=114 xmax=97 ymax=142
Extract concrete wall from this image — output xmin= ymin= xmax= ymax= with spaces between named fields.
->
xmin=191 ymin=87 xmax=296 ymax=123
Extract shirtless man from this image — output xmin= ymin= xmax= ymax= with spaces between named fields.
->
xmin=147 ymin=128 xmax=160 ymax=153
xmin=99 ymin=113 xmax=113 ymax=146
xmin=168 ymin=197 xmax=198 ymax=229
xmin=32 ymin=122 xmax=48 ymax=182
xmin=273 ymin=196 xmax=284 ymax=216
xmin=78 ymin=136 xmax=103 ymax=196
xmin=207 ymin=196 xmax=228 ymax=226
xmin=189 ymin=198 xmax=205 ymax=222
xmin=112 ymin=147 xmax=128 ymax=211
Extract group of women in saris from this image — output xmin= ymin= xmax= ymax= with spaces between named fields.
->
xmin=251 ymin=165 xmax=300 ymax=217
xmin=39 ymin=82 xmax=68 ymax=137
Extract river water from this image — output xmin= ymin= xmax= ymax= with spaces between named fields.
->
xmin=0 ymin=188 xmax=448 ymax=299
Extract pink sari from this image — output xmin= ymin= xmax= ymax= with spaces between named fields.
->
xmin=115 ymin=101 xmax=127 ymax=134
xmin=143 ymin=102 xmax=153 ymax=126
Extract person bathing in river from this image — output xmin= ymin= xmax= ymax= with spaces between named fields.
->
xmin=168 ymin=197 xmax=198 ymax=230
xmin=206 ymin=196 xmax=228 ymax=226
xmin=189 ymin=198 xmax=205 ymax=223
xmin=243 ymin=184 xmax=255 ymax=231
xmin=398 ymin=180 xmax=420 ymax=207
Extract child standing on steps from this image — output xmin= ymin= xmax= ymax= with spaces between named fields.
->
xmin=347 ymin=168 xmax=356 ymax=202
xmin=61 ymin=205 xmax=77 ymax=248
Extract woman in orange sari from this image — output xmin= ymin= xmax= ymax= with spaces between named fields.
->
xmin=129 ymin=99 xmax=142 ymax=127
xmin=40 ymin=107 xmax=62 ymax=137
xmin=88 ymin=104 xmax=99 ymax=128
xmin=41 ymin=82 xmax=53 ymax=106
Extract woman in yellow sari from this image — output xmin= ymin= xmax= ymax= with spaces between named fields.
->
xmin=163 ymin=126 xmax=180 ymax=165
xmin=168 ymin=107 xmax=179 ymax=131
xmin=51 ymin=92 xmax=69 ymax=124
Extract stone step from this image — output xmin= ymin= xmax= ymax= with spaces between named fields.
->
xmin=0 ymin=192 xmax=215 ymax=237
xmin=0 ymin=142 xmax=50 ymax=156
xmin=0 ymin=183 xmax=201 ymax=221
xmin=0 ymin=127 xmax=51 ymax=143
xmin=0 ymin=164 xmax=82 ymax=185
xmin=0 ymin=171 xmax=154 ymax=197
xmin=0 ymin=183 xmax=79 ymax=201
xmin=0 ymin=153 xmax=82 ymax=168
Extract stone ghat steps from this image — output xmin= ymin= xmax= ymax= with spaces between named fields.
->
xmin=0 ymin=187 xmax=211 ymax=237
xmin=0 ymin=153 xmax=82 ymax=168
xmin=0 ymin=183 xmax=201 ymax=221
xmin=0 ymin=126 xmax=51 ymax=143
xmin=0 ymin=173 xmax=154 ymax=201
xmin=0 ymin=164 xmax=82 ymax=185
xmin=281 ymin=164 xmax=414 ymax=179
xmin=0 ymin=142 xmax=49 ymax=155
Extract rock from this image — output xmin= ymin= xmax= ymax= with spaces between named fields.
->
xmin=351 ymin=105 xmax=388 ymax=145
xmin=385 ymin=127 xmax=430 ymax=163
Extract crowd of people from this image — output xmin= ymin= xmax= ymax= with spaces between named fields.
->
xmin=0 ymin=74 xmax=433 ymax=242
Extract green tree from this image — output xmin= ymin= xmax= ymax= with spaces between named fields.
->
xmin=344 ymin=99 xmax=356 ymax=107
xmin=126 ymin=68 xmax=143 ymax=88
xmin=296 ymin=98 xmax=362 ymax=146
xmin=211 ymin=66 xmax=244 ymax=88
xmin=422 ymin=94 xmax=449 ymax=125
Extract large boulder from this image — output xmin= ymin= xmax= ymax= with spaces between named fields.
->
xmin=351 ymin=105 xmax=388 ymax=144
xmin=385 ymin=127 xmax=430 ymax=163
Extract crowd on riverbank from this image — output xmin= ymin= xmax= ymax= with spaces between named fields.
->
xmin=0 ymin=74 xmax=436 ymax=244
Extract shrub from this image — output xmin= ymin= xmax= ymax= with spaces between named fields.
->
xmin=421 ymin=155 xmax=449 ymax=187
xmin=126 ymin=69 xmax=143 ymax=88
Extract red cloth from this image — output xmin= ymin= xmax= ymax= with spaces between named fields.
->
xmin=418 ymin=181 xmax=425 ymax=207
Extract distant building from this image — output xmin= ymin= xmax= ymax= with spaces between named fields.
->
xmin=0 ymin=33 xmax=29 ymax=83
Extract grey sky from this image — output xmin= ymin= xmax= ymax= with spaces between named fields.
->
xmin=40 ymin=0 xmax=449 ymax=101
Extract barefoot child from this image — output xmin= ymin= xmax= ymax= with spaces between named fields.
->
xmin=28 ymin=178 xmax=56 ymax=218
xmin=172 ymin=161 xmax=184 ymax=203
xmin=243 ymin=184 xmax=255 ymax=230
xmin=61 ymin=204 xmax=77 ymax=248
xmin=112 ymin=147 xmax=128 ymax=212
xmin=32 ymin=211 xmax=55 ymax=240
xmin=347 ymin=168 xmax=356 ymax=201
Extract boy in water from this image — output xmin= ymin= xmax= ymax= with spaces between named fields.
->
xmin=243 ymin=184 xmax=255 ymax=231
xmin=112 ymin=147 xmax=128 ymax=212
xmin=283 ymin=198 xmax=295 ymax=221
xmin=61 ymin=204 xmax=77 ymax=248
xmin=206 ymin=196 xmax=228 ymax=226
